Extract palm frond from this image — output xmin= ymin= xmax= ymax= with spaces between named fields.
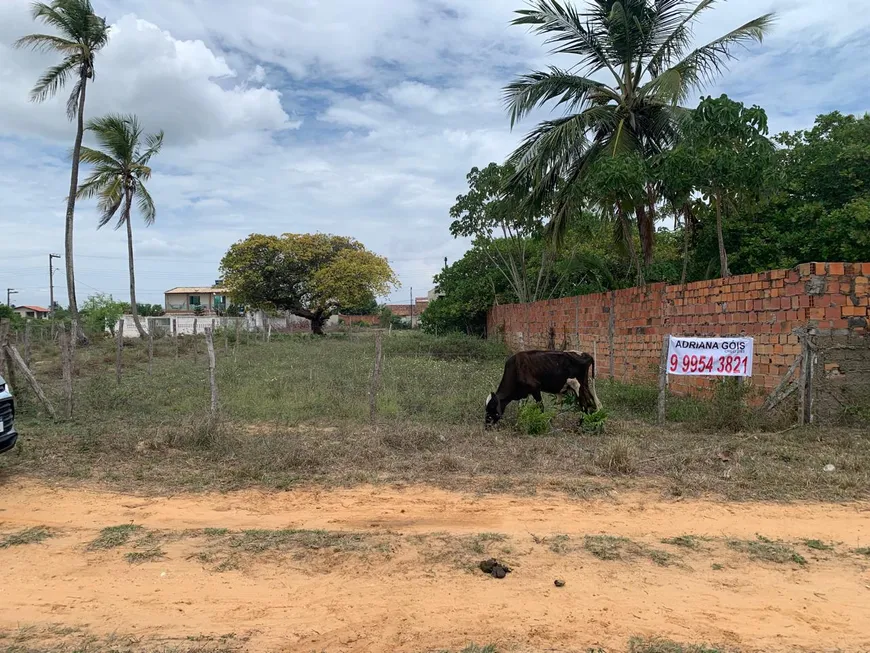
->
xmin=65 ymin=76 xmax=83 ymax=120
xmin=512 ymin=0 xmax=626 ymax=91
xmin=95 ymin=178 xmax=124 ymax=229
xmin=656 ymin=13 xmax=775 ymax=95
xmin=85 ymin=114 xmax=139 ymax=162
xmin=28 ymin=56 xmax=77 ymax=103
xmin=27 ymin=2 xmax=75 ymax=37
xmin=13 ymin=32 xmax=80 ymax=53
xmin=503 ymin=67 xmax=615 ymax=128
xmin=137 ymin=130 xmax=164 ymax=167
xmin=76 ymin=170 xmax=115 ymax=200
xmin=645 ymin=0 xmax=717 ymax=77
xmin=136 ymin=184 xmax=157 ymax=226
xmin=78 ymin=145 xmax=121 ymax=168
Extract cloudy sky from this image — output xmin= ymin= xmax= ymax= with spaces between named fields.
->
xmin=1 ymin=0 xmax=869 ymax=308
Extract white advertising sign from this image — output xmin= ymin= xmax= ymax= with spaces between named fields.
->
xmin=667 ymin=336 xmax=753 ymax=377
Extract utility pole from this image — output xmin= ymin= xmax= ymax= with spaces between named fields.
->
xmin=49 ymin=253 xmax=61 ymax=317
xmin=410 ymin=287 xmax=414 ymax=329
xmin=444 ymin=256 xmax=447 ymax=271
xmin=6 ymin=288 xmax=18 ymax=307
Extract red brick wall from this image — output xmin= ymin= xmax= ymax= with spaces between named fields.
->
xmin=487 ymin=262 xmax=870 ymax=397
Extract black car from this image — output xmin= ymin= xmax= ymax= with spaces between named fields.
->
xmin=0 ymin=374 xmax=17 ymax=454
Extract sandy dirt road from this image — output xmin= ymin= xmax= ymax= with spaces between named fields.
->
xmin=2 ymin=480 xmax=870 ymax=652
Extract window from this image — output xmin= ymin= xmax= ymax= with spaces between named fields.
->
xmin=189 ymin=296 xmax=201 ymax=306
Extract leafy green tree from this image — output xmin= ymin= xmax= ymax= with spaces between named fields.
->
xmin=449 ymin=162 xmax=553 ymax=303
xmin=80 ymin=293 xmax=126 ymax=335
xmin=14 ymin=0 xmax=109 ymax=340
xmin=220 ymin=233 xmax=399 ymax=335
xmin=668 ymin=95 xmax=775 ymax=277
xmin=342 ymin=294 xmax=379 ymax=316
xmin=76 ymin=114 xmax=164 ymax=339
xmin=421 ymin=244 xmax=516 ymax=336
xmin=503 ymin=0 xmax=774 ymax=265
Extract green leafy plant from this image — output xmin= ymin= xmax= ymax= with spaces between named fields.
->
xmin=581 ymin=409 xmax=608 ymax=434
xmin=516 ymin=401 xmax=556 ymax=435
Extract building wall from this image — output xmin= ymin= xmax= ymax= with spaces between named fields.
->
xmin=487 ymin=262 xmax=870 ymax=398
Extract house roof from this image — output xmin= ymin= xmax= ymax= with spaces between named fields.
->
xmin=16 ymin=305 xmax=49 ymax=313
xmin=165 ymin=287 xmax=228 ymax=294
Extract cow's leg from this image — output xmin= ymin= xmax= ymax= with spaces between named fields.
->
xmin=531 ymin=390 xmax=544 ymax=410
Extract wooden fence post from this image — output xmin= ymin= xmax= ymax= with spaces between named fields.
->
xmin=223 ymin=318 xmax=229 ymax=353
xmin=234 ymin=319 xmax=240 ymax=360
xmin=192 ymin=318 xmax=199 ymax=363
xmin=24 ymin=320 xmax=32 ymax=368
xmin=0 ymin=320 xmax=9 ymax=381
xmin=60 ymin=324 xmax=74 ymax=418
xmin=369 ymin=331 xmax=384 ymax=421
xmin=4 ymin=342 xmax=56 ymax=419
xmin=267 ymin=322 xmax=272 ymax=343
xmin=205 ymin=327 xmax=218 ymax=416
xmin=116 ymin=319 xmax=124 ymax=386
xmin=147 ymin=318 xmax=154 ymax=376
xmin=799 ymin=332 xmax=815 ymax=426
xmin=657 ymin=334 xmax=670 ymax=425
xmin=172 ymin=318 xmax=178 ymax=360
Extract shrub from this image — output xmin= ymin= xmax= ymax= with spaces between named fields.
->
xmin=516 ymin=402 xmax=555 ymax=435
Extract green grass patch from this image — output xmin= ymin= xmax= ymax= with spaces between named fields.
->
xmin=802 ymin=539 xmax=834 ymax=551
xmin=0 ymin=526 xmax=56 ymax=548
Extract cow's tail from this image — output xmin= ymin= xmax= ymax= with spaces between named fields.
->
xmin=590 ymin=356 xmax=602 ymax=412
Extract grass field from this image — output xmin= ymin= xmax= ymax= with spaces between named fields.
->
xmin=2 ymin=328 xmax=868 ymax=501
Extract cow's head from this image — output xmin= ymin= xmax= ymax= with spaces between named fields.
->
xmin=485 ymin=393 xmax=502 ymax=427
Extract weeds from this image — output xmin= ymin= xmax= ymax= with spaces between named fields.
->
xmin=88 ymin=525 xmax=144 ymax=550
xmin=854 ymin=547 xmax=870 ymax=556
xmin=594 ymin=437 xmax=638 ymax=474
xmin=802 ymin=539 xmax=834 ymax=551
xmin=629 ymin=637 xmax=725 ymax=653
xmin=125 ymin=548 xmax=165 ymax=564
xmin=661 ymin=535 xmax=702 ymax=550
xmin=0 ymin=526 xmax=56 ymax=548
xmin=516 ymin=402 xmax=556 ymax=435
xmin=583 ymin=535 xmax=675 ymax=566
xmin=727 ymin=535 xmax=807 ymax=565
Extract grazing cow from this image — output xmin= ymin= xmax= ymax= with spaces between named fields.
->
xmin=485 ymin=350 xmax=601 ymax=427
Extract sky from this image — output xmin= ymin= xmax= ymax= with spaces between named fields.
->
xmin=1 ymin=0 xmax=869 ymax=309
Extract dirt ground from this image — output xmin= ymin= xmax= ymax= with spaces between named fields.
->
xmin=2 ymin=480 xmax=870 ymax=653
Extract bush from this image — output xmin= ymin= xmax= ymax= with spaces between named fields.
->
xmin=516 ymin=402 xmax=556 ymax=435
xmin=581 ymin=409 xmax=608 ymax=434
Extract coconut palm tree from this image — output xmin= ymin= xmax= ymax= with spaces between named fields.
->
xmin=504 ymin=0 xmax=774 ymax=268
xmin=14 ymin=0 xmax=109 ymax=341
xmin=77 ymin=114 xmax=164 ymax=339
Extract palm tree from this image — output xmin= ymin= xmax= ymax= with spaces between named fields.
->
xmin=15 ymin=0 xmax=109 ymax=341
xmin=77 ymin=115 xmax=164 ymax=339
xmin=504 ymin=0 xmax=774 ymax=268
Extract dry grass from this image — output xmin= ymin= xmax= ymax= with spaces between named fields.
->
xmin=2 ymin=331 xmax=869 ymax=502
xmin=726 ymin=535 xmax=807 ymax=565
xmin=0 ymin=526 xmax=56 ymax=548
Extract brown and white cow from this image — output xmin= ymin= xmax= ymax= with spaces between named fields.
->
xmin=484 ymin=350 xmax=601 ymax=427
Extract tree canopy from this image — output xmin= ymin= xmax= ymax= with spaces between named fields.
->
xmin=220 ymin=233 xmax=399 ymax=334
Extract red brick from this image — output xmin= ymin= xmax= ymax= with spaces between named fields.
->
xmin=825 ymin=307 xmax=841 ymax=320
xmin=862 ymin=263 xmax=870 ymax=276
xmin=828 ymin=262 xmax=845 ymax=275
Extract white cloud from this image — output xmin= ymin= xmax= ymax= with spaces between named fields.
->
xmin=1 ymin=0 xmax=868 ymax=310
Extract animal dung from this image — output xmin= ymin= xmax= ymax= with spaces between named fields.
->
xmin=554 ymin=579 xmax=566 ymax=587
xmin=479 ymin=558 xmax=511 ymax=579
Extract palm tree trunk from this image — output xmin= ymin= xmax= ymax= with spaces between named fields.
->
xmin=680 ymin=202 xmax=692 ymax=285
xmin=715 ymin=189 xmax=731 ymax=278
xmin=617 ymin=202 xmax=644 ymax=287
xmin=635 ymin=205 xmax=654 ymax=268
xmin=124 ymin=191 xmax=147 ymax=338
xmin=66 ymin=72 xmax=89 ymax=344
